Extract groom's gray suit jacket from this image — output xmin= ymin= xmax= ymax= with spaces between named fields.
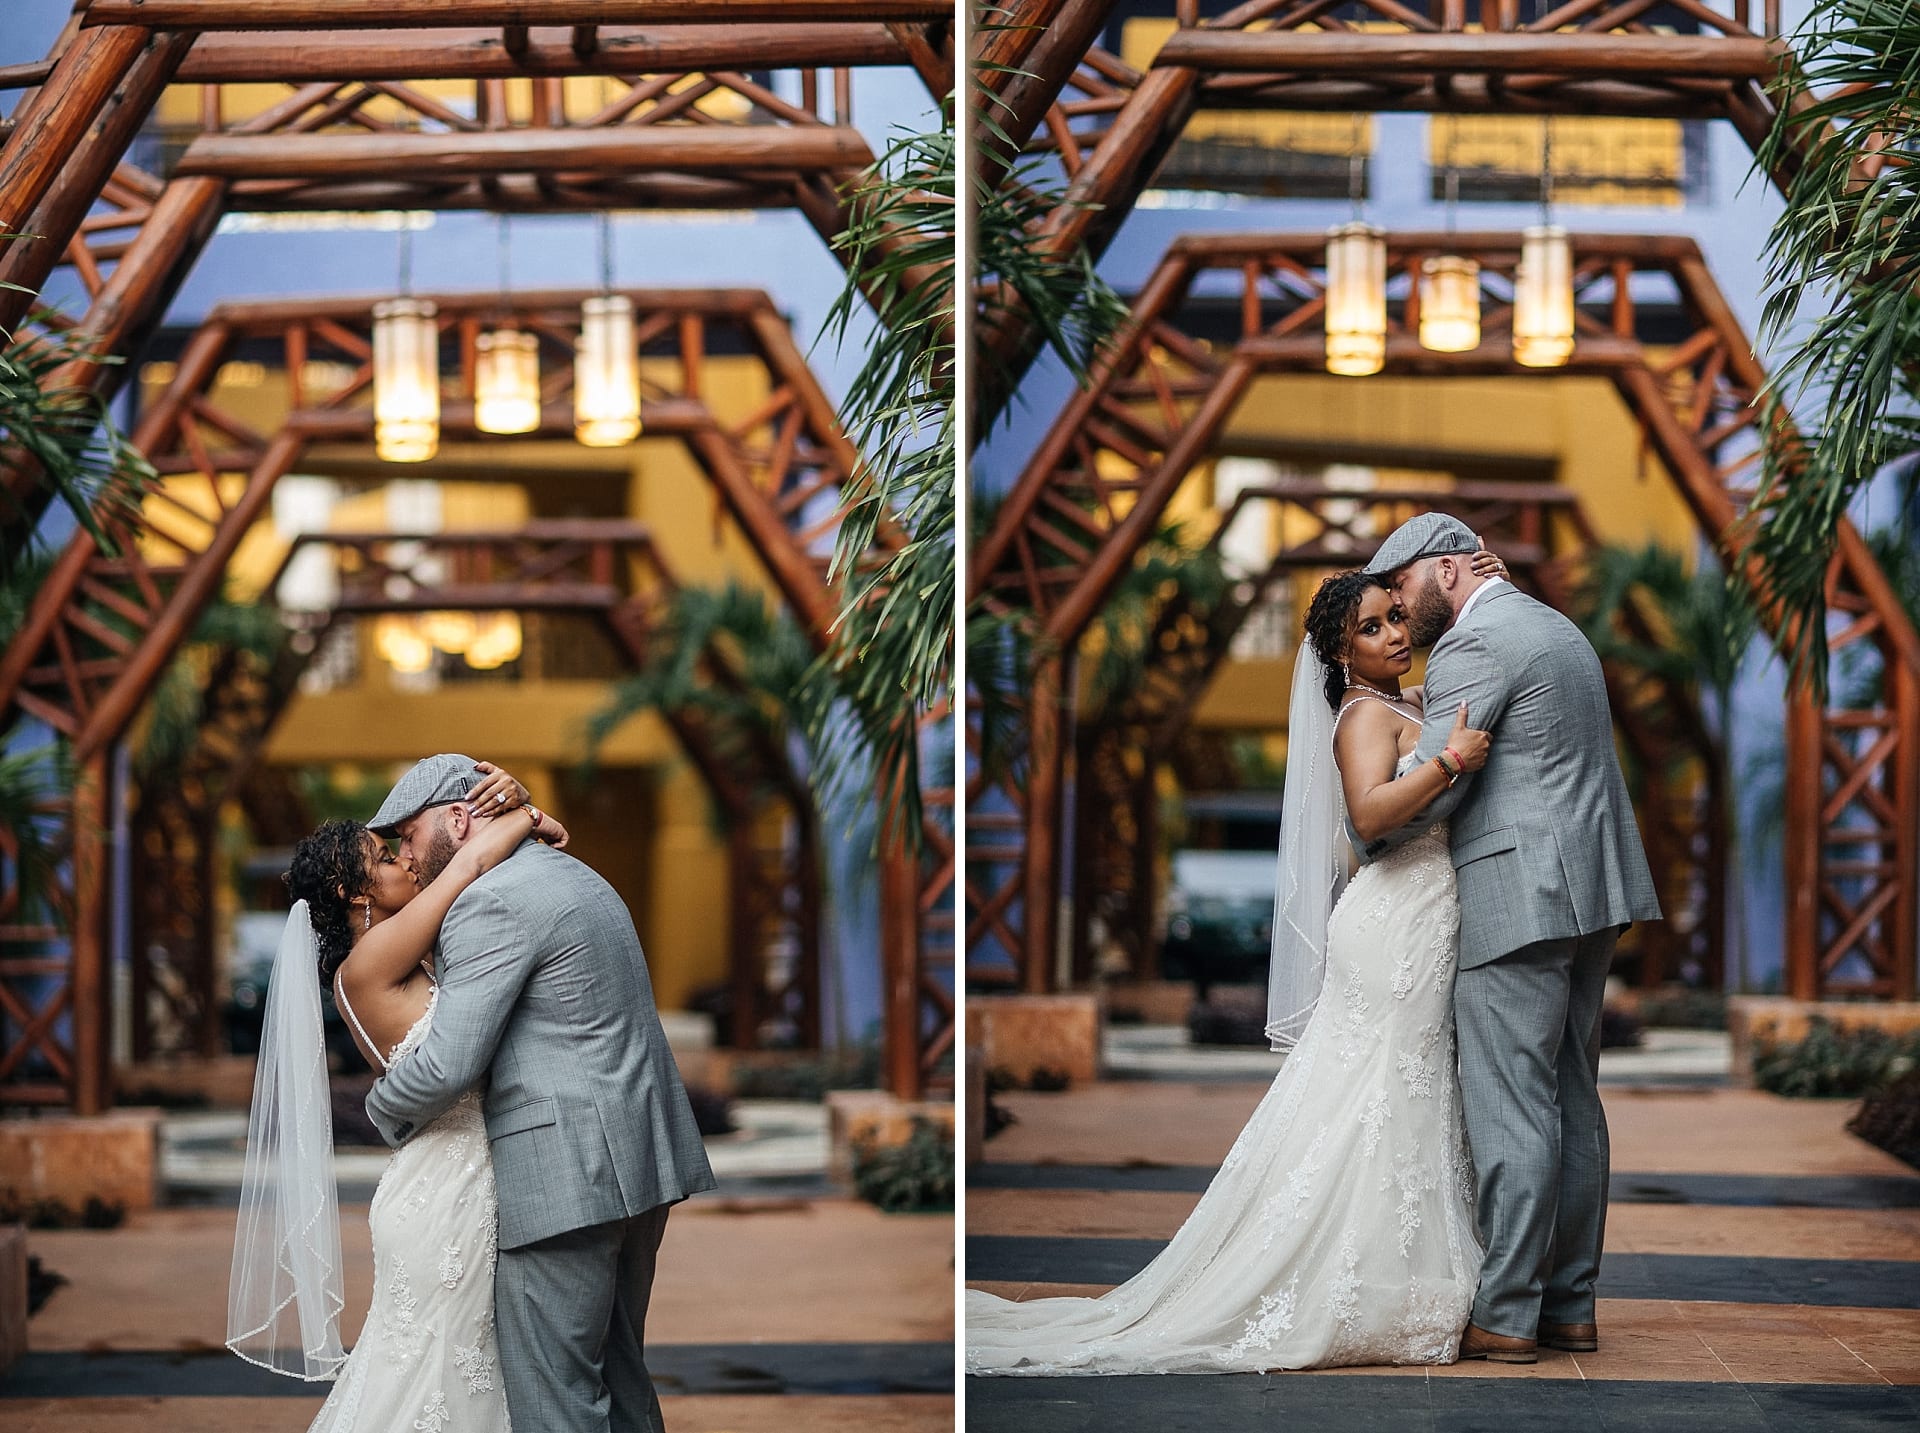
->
xmin=366 ymin=839 xmax=716 ymax=1250
xmin=1368 ymin=583 xmax=1661 ymax=964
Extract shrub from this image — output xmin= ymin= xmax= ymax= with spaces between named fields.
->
xmin=851 ymin=1116 xmax=954 ymax=1212
xmin=1636 ymin=988 xmax=1727 ymax=1030
xmin=1849 ymin=1069 xmax=1920 ymax=1172
xmin=0 ymin=1194 xmax=124 ymax=1230
xmin=683 ymin=1084 xmax=737 ymax=1137
xmin=28 ymin=1255 xmax=65 ymax=1314
xmin=1752 ymin=1017 xmax=1920 ymax=1098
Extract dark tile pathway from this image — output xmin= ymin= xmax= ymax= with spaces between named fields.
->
xmin=970 ymin=1373 xmax=1920 ymax=1432
xmin=3 ymin=1342 xmax=953 ymax=1399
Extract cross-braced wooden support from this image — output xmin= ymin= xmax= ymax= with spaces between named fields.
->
xmin=968 ymin=230 xmax=1920 ymax=1005
xmin=970 ymin=0 xmax=1873 ymax=431
xmin=0 ymin=9 xmax=952 ymax=548
xmin=1 ymin=288 xmax=949 ymax=1107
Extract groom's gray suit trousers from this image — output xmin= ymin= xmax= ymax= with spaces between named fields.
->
xmin=495 ymin=1204 xmax=672 ymax=1433
xmin=1454 ymin=928 xmax=1616 ymax=1339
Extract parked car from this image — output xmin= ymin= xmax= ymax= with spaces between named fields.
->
xmin=224 ymin=908 xmax=370 ymax=1073
xmin=1160 ymin=849 xmax=1277 ymax=996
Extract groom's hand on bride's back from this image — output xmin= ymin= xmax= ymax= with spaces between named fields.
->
xmin=1448 ymin=702 xmax=1492 ymax=772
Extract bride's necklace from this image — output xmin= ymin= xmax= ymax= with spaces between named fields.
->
xmin=1348 ymin=677 xmax=1419 ymax=714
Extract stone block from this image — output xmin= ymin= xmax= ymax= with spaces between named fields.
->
xmin=115 ymin=1055 xmax=258 ymax=1110
xmin=964 ymin=1046 xmax=986 ymax=1169
xmin=824 ymin=1089 xmax=955 ymax=1189
xmin=965 ymin=992 xmax=1103 ymax=1088
xmin=0 ymin=1109 xmax=161 ymax=1214
xmin=1102 ymin=980 xmax=1195 ymax=1027
xmin=1727 ymin=996 xmax=1920 ymax=1083
xmin=0 ymin=1223 xmax=23 ymax=1373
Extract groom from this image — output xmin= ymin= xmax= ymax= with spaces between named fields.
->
xmin=363 ymin=753 xmax=716 ymax=1432
xmin=1362 ymin=515 xmax=1660 ymax=1365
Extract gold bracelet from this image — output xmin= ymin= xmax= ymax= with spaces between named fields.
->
xmin=1431 ymin=757 xmax=1457 ymax=789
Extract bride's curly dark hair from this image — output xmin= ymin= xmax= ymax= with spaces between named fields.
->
xmin=1303 ymin=569 xmax=1390 ymax=712
xmin=285 ymin=819 xmax=373 ymax=985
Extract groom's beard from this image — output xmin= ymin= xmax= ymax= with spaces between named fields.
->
xmin=1403 ymin=571 xmax=1453 ymax=648
xmin=414 ymin=826 xmax=459 ymax=887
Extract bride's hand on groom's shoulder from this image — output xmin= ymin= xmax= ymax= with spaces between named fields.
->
xmin=1470 ymin=549 xmax=1508 ymax=581
xmin=468 ymin=760 xmax=530 ymax=818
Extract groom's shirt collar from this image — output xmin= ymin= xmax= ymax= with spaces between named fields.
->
xmin=1457 ymin=576 xmax=1510 ymax=625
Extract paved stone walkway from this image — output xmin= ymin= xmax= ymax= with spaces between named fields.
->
xmin=5 ymin=1103 xmax=954 ymax=1432
xmin=965 ymin=1036 xmax=1920 ymax=1431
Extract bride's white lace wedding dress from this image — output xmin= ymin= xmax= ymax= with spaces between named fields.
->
xmin=967 ymin=745 xmax=1484 ymax=1374
xmin=312 ymin=988 xmax=512 ymax=1430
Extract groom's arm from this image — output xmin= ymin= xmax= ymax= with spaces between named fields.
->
xmin=364 ymin=885 xmax=533 ymax=1147
xmin=1362 ymin=625 xmax=1512 ymax=858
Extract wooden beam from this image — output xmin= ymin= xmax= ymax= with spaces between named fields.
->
xmin=0 ymin=31 xmax=196 ymax=333
xmin=1193 ymin=75 xmax=1733 ymax=119
xmin=86 ymin=0 xmax=951 ymax=26
xmin=225 ymin=173 xmax=791 ymax=211
xmin=973 ymin=0 xmax=1111 ymax=193
xmin=176 ymin=125 xmax=873 ymax=179
xmin=1154 ymin=30 xmax=1786 ymax=80
xmin=0 ymin=25 xmax=155 ymax=238
xmin=175 ymin=24 xmax=910 ymax=78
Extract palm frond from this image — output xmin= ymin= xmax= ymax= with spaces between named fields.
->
xmin=1745 ymin=0 xmax=1920 ymax=692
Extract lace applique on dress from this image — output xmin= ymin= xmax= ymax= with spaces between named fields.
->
xmin=411 ymin=1390 xmax=450 ymax=1433
xmin=966 ymin=701 xmax=1481 ymax=1377
xmin=307 ymin=978 xmax=509 ymax=1432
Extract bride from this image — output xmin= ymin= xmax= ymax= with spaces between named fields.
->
xmin=968 ymin=558 xmax=1505 ymax=1373
xmin=227 ymin=760 xmax=565 ymax=1429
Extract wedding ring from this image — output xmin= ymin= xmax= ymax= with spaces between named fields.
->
xmin=495 ymin=791 xmax=507 ymax=805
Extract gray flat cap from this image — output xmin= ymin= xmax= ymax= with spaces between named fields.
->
xmin=369 ymin=752 xmax=481 ymax=837
xmin=1362 ymin=512 xmax=1480 ymax=576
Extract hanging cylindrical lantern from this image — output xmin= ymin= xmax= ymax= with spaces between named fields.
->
xmin=1418 ymin=255 xmax=1480 ymax=354
xmin=475 ymin=328 xmax=540 ymax=435
xmin=1513 ymin=224 xmax=1574 ymax=368
xmin=373 ymin=297 xmax=440 ymax=463
xmin=1324 ymin=221 xmax=1386 ymax=377
xmin=575 ymin=294 xmax=641 ymax=447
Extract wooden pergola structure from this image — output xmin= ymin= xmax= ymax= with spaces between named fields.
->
xmin=0 ymin=3 xmax=956 ymax=1109
xmin=132 ymin=518 xmax=827 ymax=1067
xmin=965 ymin=1 xmax=1918 ymax=1006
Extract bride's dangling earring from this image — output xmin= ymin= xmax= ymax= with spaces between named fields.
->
xmin=362 ymin=901 xmax=372 ymax=934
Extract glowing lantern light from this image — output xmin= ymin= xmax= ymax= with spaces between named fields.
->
xmin=1513 ymin=224 xmax=1575 ymax=368
xmin=1418 ymin=255 xmax=1480 ymax=354
xmin=372 ymin=297 xmax=439 ymax=463
xmin=374 ymin=613 xmax=435 ymax=674
xmin=575 ymin=295 xmax=641 ymax=447
xmin=464 ymin=612 xmax=523 ymax=670
xmin=1324 ymin=222 xmax=1386 ymax=377
xmin=475 ymin=329 xmax=540 ymax=435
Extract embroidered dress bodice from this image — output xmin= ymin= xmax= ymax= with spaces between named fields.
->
xmin=1332 ymin=691 xmax=1452 ymax=864
xmin=309 ymin=979 xmax=507 ymax=1431
xmin=968 ymin=690 xmax=1480 ymax=1374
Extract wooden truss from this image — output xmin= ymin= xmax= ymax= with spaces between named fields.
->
xmin=1 ymin=288 xmax=953 ymax=1110
xmin=0 ymin=6 xmax=951 ymax=540
xmin=968 ymin=230 xmax=1920 ymax=1006
xmin=969 ymin=0 xmax=1868 ymax=428
xmin=128 ymin=522 xmax=825 ymax=1068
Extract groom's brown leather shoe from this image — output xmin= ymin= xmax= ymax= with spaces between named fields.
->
xmin=1538 ymin=1321 xmax=1599 ymax=1352
xmin=1458 ymin=1324 xmax=1538 ymax=1364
